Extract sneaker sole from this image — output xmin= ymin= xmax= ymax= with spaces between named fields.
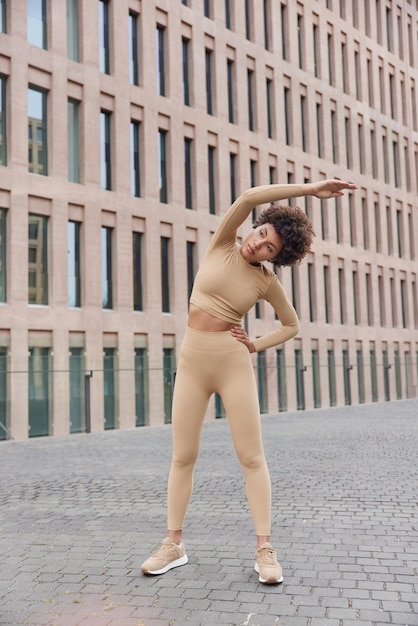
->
xmin=254 ymin=562 xmax=284 ymax=584
xmin=141 ymin=554 xmax=188 ymax=575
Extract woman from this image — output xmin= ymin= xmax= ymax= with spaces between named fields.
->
xmin=141 ymin=179 xmax=357 ymax=584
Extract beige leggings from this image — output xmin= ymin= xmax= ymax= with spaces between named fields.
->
xmin=167 ymin=327 xmax=271 ymax=536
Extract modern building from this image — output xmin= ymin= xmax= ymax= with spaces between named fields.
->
xmin=0 ymin=0 xmax=417 ymax=440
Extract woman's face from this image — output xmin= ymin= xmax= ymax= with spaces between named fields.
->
xmin=240 ymin=223 xmax=282 ymax=264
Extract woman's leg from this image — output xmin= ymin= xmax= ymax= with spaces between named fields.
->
xmin=219 ymin=347 xmax=271 ymax=538
xmin=167 ymin=343 xmax=211 ymax=534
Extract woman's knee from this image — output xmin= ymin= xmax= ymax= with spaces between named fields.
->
xmin=237 ymin=450 xmax=266 ymax=471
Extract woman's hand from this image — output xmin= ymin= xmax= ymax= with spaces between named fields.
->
xmin=305 ymin=179 xmax=358 ymax=199
xmin=230 ymin=326 xmax=256 ymax=353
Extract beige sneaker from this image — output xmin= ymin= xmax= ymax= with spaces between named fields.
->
xmin=254 ymin=542 xmax=284 ymax=584
xmin=141 ymin=537 xmax=188 ymax=575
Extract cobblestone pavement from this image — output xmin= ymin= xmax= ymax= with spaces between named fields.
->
xmin=0 ymin=400 xmax=417 ymax=626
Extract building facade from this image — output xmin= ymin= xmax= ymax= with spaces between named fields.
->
xmin=0 ymin=0 xmax=417 ymax=440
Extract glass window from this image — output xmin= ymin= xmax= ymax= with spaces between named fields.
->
xmin=370 ymin=348 xmax=378 ymax=401
xmin=133 ymin=231 xmax=143 ymax=311
xmin=182 ymin=37 xmax=190 ymax=106
xmin=266 ymin=77 xmax=274 ymax=139
xmin=156 ymin=25 xmax=166 ymax=96
xmin=68 ymin=221 xmax=81 ymax=308
xmin=245 ymin=0 xmax=252 ymax=39
xmin=312 ymin=348 xmax=321 ymax=408
xmin=356 ymin=347 xmax=365 ymax=403
xmin=295 ymin=348 xmax=305 ymax=410
xmin=327 ymin=348 xmax=336 ymax=406
xmin=67 ymin=0 xmax=79 ymax=61
xmin=27 ymin=0 xmax=47 ymax=48
xmin=68 ymin=98 xmax=80 ymax=182
xmin=69 ymin=347 xmax=85 ymax=433
xmin=284 ymin=86 xmax=291 ymax=146
xmin=0 ymin=75 xmax=7 ymax=166
xmin=99 ymin=0 xmax=110 ymax=74
xmin=0 ymin=0 xmax=6 ymax=33
xmin=203 ymin=0 xmax=211 ymax=18
xmin=28 ymin=346 xmax=51 ymax=437
xmin=101 ymin=226 xmax=113 ymax=309
xmin=135 ymin=347 xmax=148 ymax=426
xmin=257 ymin=351 xmax=268 ymax=413
xmin=100 ymin=110 xmax=112 ymax=190
xmin=184 ymin=137 xmax=193 ymax=209
xmin=276 ymin=348 xmax=287 ymax=411
xmin=0 ymin=347 xmax=8 ymax=440
xmin=383 ymin=348 xmax=390 ymax=401
xmin=158 ymin=129 xmax=168 ymax=203
xmin=163 ymin=347 xmax=175 ymax=423
xmin=300 ymin=95 xmax=308 ymax=151
xmin=129 ymin=12 xmax=139 ymax=85
xmin=131 ymin=120 xmax=141 ymax=197
xmin=342 ymin=348 xmax=352 ymax=405
xmin=103 ymin=347 xmax=117 ymax=429
xmin=28 ymin=214 xmax=48 ymax=305
xmin=0 ymin=208 xmax=6 ymax=303
xmin=225 ymin=0 xmax=233 ymax=29
xmin=227 ymin=58 xmax=235 ymax=124
xmin=28 ymin=86 xmax=48 ymax=175
xmin=247 ymin=69 xmax=255 ymax=131
xmin=208 ymin=145 xmax=216 ymax=215
xmin=186 ymin=240 xmax=195 ymax=302
xmin=229 ymin=152 xmax=236 ymax=203
xmin=205 ymin=48 xmax=213 ymax=115
xmin=161 ymin=236 xmax=170 ymax=313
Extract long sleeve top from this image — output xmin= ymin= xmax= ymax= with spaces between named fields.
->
xmin=189 ymin=184 xmax=305 ymax=351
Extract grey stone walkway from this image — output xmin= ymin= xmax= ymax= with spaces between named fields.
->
xmin=0 ymin=400 xmax=417 ymax=626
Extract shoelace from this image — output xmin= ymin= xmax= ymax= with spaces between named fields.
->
xmin=257 ymin=547 xmax=277 ymax=565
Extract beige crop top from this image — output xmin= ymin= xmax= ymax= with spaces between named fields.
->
xmin=190 ymin=184 xmax=305 ymax=352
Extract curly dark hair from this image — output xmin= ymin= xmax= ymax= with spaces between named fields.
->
xmin=253 ymin=204 xmax=315 ymax=266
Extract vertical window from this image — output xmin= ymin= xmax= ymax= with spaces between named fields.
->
xmin=184 ymin=137 xmax=193 ymax=209
xmin=383 ymin=347 xmax=390 ymax=401
xmin=291 ymin=266 xmax=300 ymax=316
xmin=133 ymin=232 xmax=143 ymax=312
xmin=338 ymin=266 xmax=346 ymax=324
xmin=163 ymin=347 xmax=175 ymax=423
xmin=396 ymin=208 xmax=403 ymax=258
xmin=203 ymin=0 xmax=211 ymax=18
xmin=394 ymin=347 xmax=402 ymax=400
xmin=28 ymin=346 xmax=51 ymax=437
xmin=349 ymin=194 xmax=356 ymax=246
xmin=130 ymin=120 xmax=141 ymax=197
xmin=316 ymin=101 xmax=323 ymax=157
xmin=129 ymin=12 xmax=139 ymax=86
xmin=182 ymin=37 xmax=190 ymax=106
xmin=0 ymin=346 xmax=8 ymax=440
xmin=365 ymin=271 xmax=373 ymax=325
xmin=263 ymin=0 xmax=270 ymax=50
xmin=370 ymin=127 xmax=378 ymax=178
xmin=297 ymin=12 xmax=304 ymax=69
xmin=295 ymin=348 xmax=305 ymax=410
xmin=390 ymin=277 xmax=397 ymax=326
xmin=335 ymin=198 xmax=342 ymax=244
xmin=266 ymin=77 xmax=274 ymax=139
xmin=103 ymin=347 xmax=117 ymax=429
xmin=393 ymin=139 xmax=400 ymax=188
xmin=245 ymin=0 xmax=252 ymax=40
xmin=227 ymin=58 xmax=235 ymax=123
xmin=69 ymin=347 xmax=85 ymax=433
xmin=341 ymin=41 xmax=348 ymax=94
xmin=342 ymin=348 xmax=352 ymax=405
xmin=68 ymin=221 xmax=81 ymax=308
xmin=313 ymin=21 xmax=320 ymax=78
xmin=386 ymin=6 xmax=393 ymax=52
xmin=276 ymin=349 xmax=287 ymax=411
xmin=257 ymin=351 xmax=268 ymax=413
xmin=187 ymin=241 xmax=195 ymax=302
xmin=135 ymin=347 xmax=148 ymax=426
xmin=98 ymin=0 xmax=110 ymax=74
xmin=28 ymin=86 xmax=48 ymax=176
xmin=101 ymin=226 xmax=113 ymax=309
xmin=367 ymin=55 xmax=374 ymax=107
xmin=378 ymin=272 xmax=385 ymax=326
xmin=379 ymin=63 xmax=385 ymax=115
xmin=68 ymin=98 xmax=80 ymax=183
xmin=208 ymin=145 xmax=216 ymax=215
xmin=100 ymin=110 xmax=112 ymax=190
xmin=158 ymin=129 xmax=168 ymax=203
xmin=225 ymin=0 xmax=233 ymax=30
xmin=386 ymin=202 xmax=393 ymax=255
xmin=327 ymin=347 xmax=337 ymax=407
xmin=67 ymin=0 xmax=79 ymax=62
xmin=205 ymin=48 xmax=213 ymax=115
xmin=344 ymin=112 xmax=352 ymax=169
xmin=28 ymin=214 xmax=48 ymax=305
xmin=229 ymin=152 xmax=237 ymax=203
xmin=27 ymin=0 xmax=47 ymax=48
xmin=331 ymin=108 xmax=338 ymax=164
xmin=358 ymin=120 xmax=365 ymax=174
xmin=327 ymin=32 xmax=335 ymax=86
xmin=156 ymin=25 xmax=166 ymax=96
xmin=370 ymin=347 xmax=378 ymax=401
xmin=308 ymin=262 xmax=316 ymax=322
xmin=356 ymin=346 xmax=365 ymax=403
xmin=0 ymin=0 xmax=6 ymax=33
xmin=362 ymin=196 xmax=369 ymax=250
xmin=300 ymin=94 xmax=308 ymax=152
xmin=161 ymin=236 xmax=170 ymax=313
xmin=0 ymin=209 xmax=6 ymax=302
xmin=284 ymin=86 xmax=292 ymax=146
xmin=247 ymin=68 xmax=255 ymax=131
xmin=312 ymin=348 xmax=321 ymax=408
xmin=352 ymin=270 xmax=359 ymax=324
xmin=400 ymin=279 xmax=408 ymax=329
xmin=280 ymin=3 xmax=288 ymax=60
xmin=412 ymin=279 xmax=418 ymax=328
xmin=0 ymin=75 xmax=6 ymax=165
xmin=323 ymin=264 xmax=331 ymax=323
